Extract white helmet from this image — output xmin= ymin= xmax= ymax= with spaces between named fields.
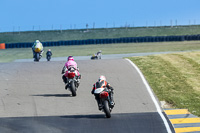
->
xmin=35 ymin=40 xmax=40 ymax=43
xmin=98 ymin=75 xmax=106 ymax=82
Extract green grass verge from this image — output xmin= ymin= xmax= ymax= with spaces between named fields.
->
xmin=128 ymin=51 xmax=200 ymax=116
xmin=1 ymin=41 xmax=200 ymax=62
xmin=1 ymin=25 xmax=200 ymax=43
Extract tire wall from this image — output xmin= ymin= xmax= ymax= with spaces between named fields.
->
xmin=5 ymin=34 xmax=200 ymax=49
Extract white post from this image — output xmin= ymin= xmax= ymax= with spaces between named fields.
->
xmin=18 ymin=26 xmax=20 ymax=34
xmin=60 ymin=25 xmax=62 ymax=33
xmin=170 ymin=20 xmax=173 ymax=27
xmin=146 ymin=21 xmax=148 ymax=28
xmin=93 ymin=22 xmax=95 ymax=29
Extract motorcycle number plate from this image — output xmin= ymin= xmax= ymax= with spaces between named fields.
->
xmin=94 ymin=88 xmax=104 ymax=94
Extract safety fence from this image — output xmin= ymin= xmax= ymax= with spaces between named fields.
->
xmin=4 ymin=34 xmax=200 ymax=49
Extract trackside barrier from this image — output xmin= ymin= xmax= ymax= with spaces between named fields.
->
xmin=4 ymin=34 xmax=200 ymax=49
xmin=0 ymin=43 xmax=5 ymax=49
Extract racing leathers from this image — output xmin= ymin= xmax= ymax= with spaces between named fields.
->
xmin=46 ymin=50 xmax=52 ymax=57
xmin=32 ymin=40 xmax=44 ymax=58
xmin=61 ymin=60 xmax=81 ymax=86
xmin=91 ymin=80 xmax=114 ymax=110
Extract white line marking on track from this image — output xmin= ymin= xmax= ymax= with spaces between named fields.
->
xmin=125 ymin=58 xmax=173 ymax=133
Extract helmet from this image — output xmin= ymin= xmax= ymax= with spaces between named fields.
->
xmin=68 ymin=56 xmax=74 ymax=61
xmin=35 ymin=40 xmax=40 ymax=43
xmin=98 ymin=75 xmax=106 ymax=82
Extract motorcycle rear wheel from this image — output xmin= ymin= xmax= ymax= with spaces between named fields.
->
xmin=70 ymin=81 xmax=76 ymax=96
xmin=103 ymin=100 xmax=111 ymax=118
xmin=47 ymin=56 xmax=51 ymax=61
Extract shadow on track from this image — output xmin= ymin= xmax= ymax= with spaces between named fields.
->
xmin=60 ymin=114 xmax=106 ymax=119
xmin=30 ymin=94 xmax=71 ymax=97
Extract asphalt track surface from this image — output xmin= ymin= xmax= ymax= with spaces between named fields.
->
xmin=0 ymin=59 xmax=175 ymax=133
xmin=14 ymin=51 xmax=181 ymax=62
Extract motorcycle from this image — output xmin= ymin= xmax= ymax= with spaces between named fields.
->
xmin=34 ymin=52 xmax=42 ymax=62
xmin=94 ymin=87 xmax=114 ymax=118
xmin=64 ymin=67 xmax=80 ymax=96
xmin=33 ymin=45 xmax=43 ymax=62
xmin=46 ymin=54 xmax=51 ymax=61
xmin=91 ymin=53 xmax=101 ymax=60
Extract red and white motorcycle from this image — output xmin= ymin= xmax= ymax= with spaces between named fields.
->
xmin=94 ymin=87 xmax=114 ymax=118
xmin=64 ymin=67 xmax=80 ymax=96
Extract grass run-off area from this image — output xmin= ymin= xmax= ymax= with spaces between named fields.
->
xmin=1 ymin=41 xmax=200 ymax=62
xmin=128 ymin=51 xmax=200 ymax=116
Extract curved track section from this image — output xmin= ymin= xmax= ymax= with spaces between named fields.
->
xmin=0 ymin=59 xmax=175 ymax=133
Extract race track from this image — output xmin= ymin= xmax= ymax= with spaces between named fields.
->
xmin=0 ymin=59 xmax=175 ymax=133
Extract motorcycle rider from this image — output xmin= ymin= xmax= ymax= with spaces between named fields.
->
xmin=46 ymin=49 xmax=52 ymax=59
xmin=32 ymin=40 xmax=44 ymax=59
xmin=91 ymin=75 xmax=115 ymax=110
xmin=62 ymin=56 xmax=81 ymax=88
xmin=96 ymin=50 xmax=102 ymax=59
xmin=96 ymin=50 xmax=102 ymax=56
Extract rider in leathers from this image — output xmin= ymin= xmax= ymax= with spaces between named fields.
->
xmin=32 ymin=40 xmax=44 ymax=58
xmin=62 ymin=56 xmax=81 ymax=88
xmin=91 ymin=75 xmax=115 ymax=110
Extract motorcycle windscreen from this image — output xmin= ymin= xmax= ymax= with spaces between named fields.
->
xmin=94 ymin=88 xmax=104 ymax=94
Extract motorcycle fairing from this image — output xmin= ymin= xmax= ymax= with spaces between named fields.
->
xmin=94 ymin=88 xmax=104 ymax=94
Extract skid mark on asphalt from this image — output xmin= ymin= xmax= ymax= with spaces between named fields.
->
xmin=164 ymin=109 xmax=200 ymax=133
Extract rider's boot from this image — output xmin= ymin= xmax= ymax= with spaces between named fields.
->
xmin=33 ymin=52 xmax=35 ymax=58
xmin=98 ymin=104 xmax=103 ymax=110
xmin=95 ymin=96 xmax=102 ymax=110
xmin=65 ymin=83 xmax=69 ymax=90
xmin=110 ymin=92 xmax=115 ymax=107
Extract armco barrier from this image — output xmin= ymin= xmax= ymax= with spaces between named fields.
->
xmin=5 ymin=34 xmax=200 ymax=49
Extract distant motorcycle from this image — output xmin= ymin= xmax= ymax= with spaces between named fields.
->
xmin=46 ymin=49 xmax=52 ymax=61
xmin=33 ymin=44 xmax=43 ymax=62
xmin=46 ymin=54 xmax=51 ymax=61
xmin=64 ymin=67 xmax=80 ymax=96
xmin=34 ymin=51 xmax=42 ymax=62
xmin=91 ymin=53 xmax=101 ymax=60
xmin=94 ymin=87 xmax=114 ymax=118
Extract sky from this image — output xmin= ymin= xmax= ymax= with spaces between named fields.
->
xmin=1 ymin=0 xmax=200 ymax=32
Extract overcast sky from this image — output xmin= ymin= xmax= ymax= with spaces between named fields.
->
xmin=1 ymin=0 xmax=200 ymax=32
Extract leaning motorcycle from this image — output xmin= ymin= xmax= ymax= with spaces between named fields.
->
xmin=91 ymin=54 xmax=101 ymax=60
xmin=64 ymin=67 xmax=80 ymax=96
xmin=94 ymin=88 xmax=114 ymax=118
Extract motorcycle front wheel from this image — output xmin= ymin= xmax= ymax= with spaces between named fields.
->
xmin=34 ymin=53 xmax=40 ymax=62
xmin=103 ymin=100 xmax=111 ymax=118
